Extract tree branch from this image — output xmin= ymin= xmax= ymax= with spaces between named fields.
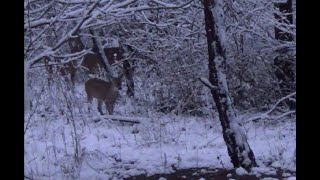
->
xmin=244 ymin=92 xmax=296 ymax=124
xmin=199 ymin=77 xmax=218 ymax=91
xmin=93 ymin=115 xmax=145 ymax=124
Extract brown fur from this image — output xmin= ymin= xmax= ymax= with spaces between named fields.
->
xmin=85 ymin=75 xmax=123 ymax=115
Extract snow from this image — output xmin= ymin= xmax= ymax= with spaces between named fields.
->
xmin=25 ymin=109 xmax=295 ymax=179
xmin=271 ymin=161 xmax=281 ymax=168
xmin=235 ymin=167 xmax=248 ymax=175
xmin=200 ymin=169 xmax=207 ymax=174
xmin=24 ymin=84 xmax=296 ymax=179
xmin=211 ymin=0 xmax=227 ymax=46
xmin=24 ymin=0 xmax=296 ymax=178
xmin=286 ymin=177 xmax=296 ymax=180
xmin=192 ymin=172 xmax=199 ymax=176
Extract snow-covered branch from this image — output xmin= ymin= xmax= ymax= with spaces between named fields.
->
xmin=244 ymin=92 xmax=296 ymax=124
xmin=93 ymin=115 xmax=146 ymax=124
xmin=151 ymin=0 xmax=194 ymax=9
xmin=199 ymin=77 xmax=218 ymax=91
xmin=265 ymin=92 xmax=296 ymax=115
xmin=27 ymin=0 xmax=101 ymax=67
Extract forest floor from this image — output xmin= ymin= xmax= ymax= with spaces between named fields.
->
xmin=24 ymin=113 xmax=296 ymax=179
xmin=125 ymin=167 xmax=296 ymax=180
xmin=24 ymin=85 xmax=296 ymax=180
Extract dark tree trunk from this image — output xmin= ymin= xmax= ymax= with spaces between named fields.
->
xmin=202 ymin=0 xmax=257 ymax=170
xmin=104 ymin=45 xmax=135 ymax=97
xmin=123 ymin=59 xmax=135 ymax=97
xmin=122 ymin=45 xmax=135 ymax=97
xmin=274 ymin=0 xmax=296 ymax=109
xmin=274 ymin=0 xmax=293 ymax=41
xmin=90 ymin=30 xmax=136 ymax=97
xmin=66 ymin=36 xmax=87 ymax=85
xmin=89 ymin=29 xmax=111 ymax=74
xmin=68 ymin=36 xmax=85 ymax=53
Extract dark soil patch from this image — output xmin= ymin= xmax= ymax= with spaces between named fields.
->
xmin=125 ymin=168 xmax=295 ymax=180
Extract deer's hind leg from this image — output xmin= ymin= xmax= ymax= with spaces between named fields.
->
xmin=87 ymin=94 xmax=93 ymax=104
xmin=97 ymin=99 xmax=104 ymax=115
xmin=85 ymin=93 xmax=94 ymax=113
xmin=105 ymin=101 xmax=114 ymax=115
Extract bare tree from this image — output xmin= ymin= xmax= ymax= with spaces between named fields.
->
xmin=200 ymin=0 xmax=257 ymax=170
xmin=274 ymin=0 xmax=295 ymax=109
xmin=24 ymin=0 xmax=193 ymax=113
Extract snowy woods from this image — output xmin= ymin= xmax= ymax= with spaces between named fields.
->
xmin=24 ymin=0 xmax=296 ymax=179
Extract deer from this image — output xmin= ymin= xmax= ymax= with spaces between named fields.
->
xmin=43 ymin=56 xmax=76 ymax=86
xmin=80 ymin=53 xmax=102 ymax=74
xmin=85 ymin=74 xmax=124 ymax=115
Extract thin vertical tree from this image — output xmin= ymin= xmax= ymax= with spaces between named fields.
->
xmin=274 ymin=0 xmax=295 ymax=109
xmin=200 ymin=0 xmax=257 ymax=170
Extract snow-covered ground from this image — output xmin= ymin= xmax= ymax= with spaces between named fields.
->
xmin=24 ymin=84 xmax=296 ymax=179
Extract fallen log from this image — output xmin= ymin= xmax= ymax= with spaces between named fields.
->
xmin=92 ymin=115 xmax=146 ymax=124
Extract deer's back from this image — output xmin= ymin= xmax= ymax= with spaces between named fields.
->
xmin=85 ymin=78 xmax=119 ymax=102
